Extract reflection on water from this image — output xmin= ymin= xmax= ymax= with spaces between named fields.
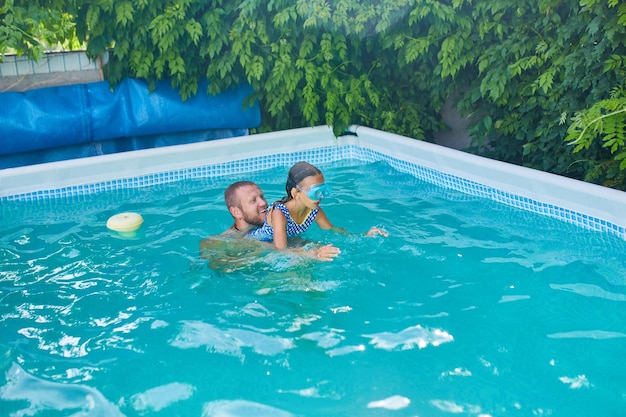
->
xmin=367 ymin=395 xmax=411 ymax=410
xmin=0 ymin=363 xmax=124 ymax=417
xmin=363 ymin=324 xmax=454 ymax=350
xmin=130 ymin=382 xmax=195 ymax=412
xmin=550 ymin=283 xmax=626 ymax=301
xmin=202 ymin=399 xmax=295 ymax=417
xmin=171 ymin=320 xmax=295 ymax=359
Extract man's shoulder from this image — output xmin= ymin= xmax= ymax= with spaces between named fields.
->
xmin=221 ymin=225 xmax=258 ymax=238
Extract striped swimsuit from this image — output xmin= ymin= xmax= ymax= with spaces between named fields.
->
xmin=248 ymin=202 xmax=319 ymax=242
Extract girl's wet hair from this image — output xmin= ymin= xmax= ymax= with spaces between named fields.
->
xmin=277 ymin=161 xmax=322 ymax=204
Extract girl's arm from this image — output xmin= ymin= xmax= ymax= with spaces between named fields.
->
xmin=314 ymin=208 xmax=336 ymax=230
xmin=317 ymin=208 xmax=388 ymax=236
xmin=316 ymin=207 xmax=352 ymax=233
xmin=271 ymin=207 xmax=289 ymax=249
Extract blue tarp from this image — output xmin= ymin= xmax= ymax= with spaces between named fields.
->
xmin=0 ymin=78 xmax=261 ymax=167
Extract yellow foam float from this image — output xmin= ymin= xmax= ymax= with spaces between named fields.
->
xmin=106 ymin=212 xmax=144 ymax=233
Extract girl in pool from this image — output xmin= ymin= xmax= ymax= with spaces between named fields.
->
xmin=248 ymin=161 xmax=388 ymax=261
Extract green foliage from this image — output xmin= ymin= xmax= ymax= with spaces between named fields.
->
xmin=1 ymin=1 xmax=80 ymax=60
xmin=565 ymin=94 xmax=626 ymax=186
xmin=456 ymin=0 xmax=626 ymax=190
xmin=1 ymin=0 xmax=625 ymax=190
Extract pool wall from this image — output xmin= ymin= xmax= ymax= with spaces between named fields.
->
xmin=1 ymin=125 xmax=625 ymax=240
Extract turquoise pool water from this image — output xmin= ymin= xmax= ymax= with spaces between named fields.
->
xmin=1 ymin=161 xmax=625 ymax=416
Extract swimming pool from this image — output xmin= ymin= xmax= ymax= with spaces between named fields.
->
xmin=1 ymin=126 xmax=625 ymax=416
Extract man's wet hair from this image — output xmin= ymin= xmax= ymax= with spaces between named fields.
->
xmin=224 ymin=181 xmax=257 ymax=209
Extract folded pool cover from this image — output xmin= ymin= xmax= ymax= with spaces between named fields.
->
xmin=0 ymin=78 xmax=261 ymax=156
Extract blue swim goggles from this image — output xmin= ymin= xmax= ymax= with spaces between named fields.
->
xmin=295 ymin=183 xmax=331 ymax=200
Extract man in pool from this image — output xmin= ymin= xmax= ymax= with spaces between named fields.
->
xmin=221 ymin=180 xmax=269 ymax=236
xmin=199 ymin=181 xmax=269 ymax=271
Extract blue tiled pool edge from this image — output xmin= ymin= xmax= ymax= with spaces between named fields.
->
xmin=2 ymin=125 xmax=625 ymax=241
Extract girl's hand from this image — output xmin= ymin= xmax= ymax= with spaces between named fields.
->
xmin=312 ymin=244 xmax=341 ymax=261
xmin=365 ymin=227 xmax=389 ymax=237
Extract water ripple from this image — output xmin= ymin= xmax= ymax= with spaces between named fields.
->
xmin=367 ymin=395 xmax=411 ymax=410
xmin=202 ymin=399 xmax=294 ymax=417
xmin=547 ymin=330 xmax=626 ymax=339
xmin=363 ymin=324 xmax=453 ymax=350
xmin=0 ymin=363 xmax=124 ymax=416
xmin=550 ymin=283 xmax=626 ymax=301
xmin=130 ymin=382 xmax=195 ymax=412
xmin=171 ymin=320 xmax=294 ymax=359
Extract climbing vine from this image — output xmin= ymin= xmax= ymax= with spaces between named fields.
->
xmin=0 ymin=1 xmax=79 ymax=60
xmin=1 ymin=0 xmax=625 ymax=189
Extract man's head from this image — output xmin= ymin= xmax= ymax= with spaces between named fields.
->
xmin=224 ymin=181 xmax=268 ymax=229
